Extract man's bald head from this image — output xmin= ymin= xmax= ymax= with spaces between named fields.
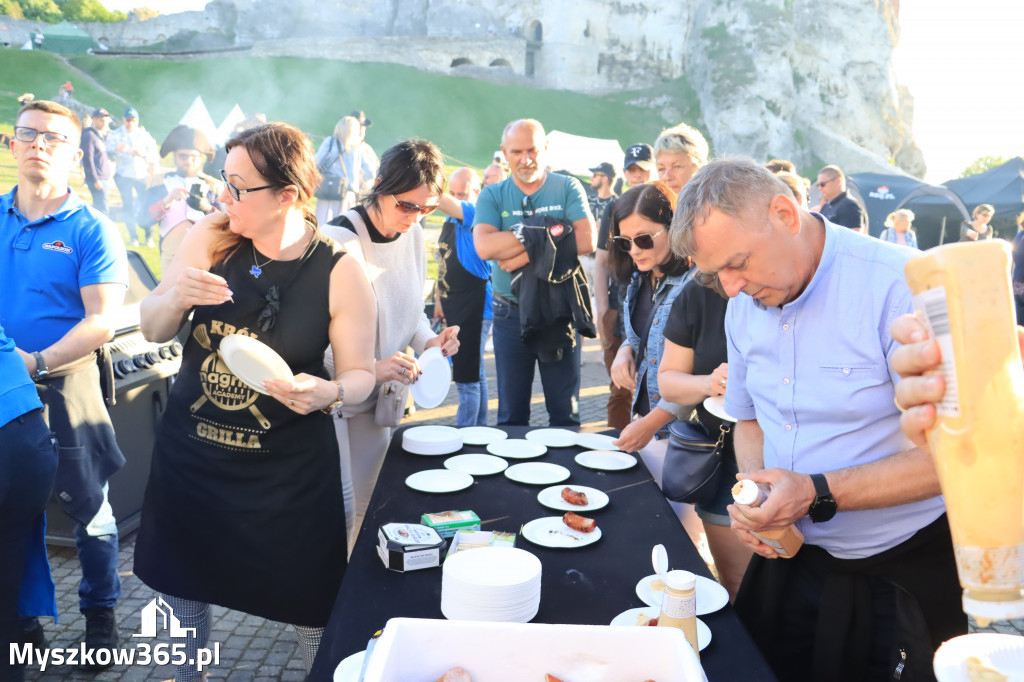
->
xmin=449 ymin=167 xmax=481 ymax=201
xmin=483 ymin=162 xmax=508 ymax=186
xmin=500 ymin=119 xmax=546 ymax=186
xmin=501 ymin=118 xmax=545 ymax=147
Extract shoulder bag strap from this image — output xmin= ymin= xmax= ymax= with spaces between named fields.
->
xmin=341 ymin=208 xmax=387 ymax=348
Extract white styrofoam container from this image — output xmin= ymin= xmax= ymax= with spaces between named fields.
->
xmin=361 ymin=617 xmax=708 ymax=682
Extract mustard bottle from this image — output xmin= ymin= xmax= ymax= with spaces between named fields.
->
xmin=904 ymin=240 xmax=1024 ymax=623
xmin=731 ymin=479 xmax=804 ymax=558
xmin=656 ymin=569 xmax=699 ymax=658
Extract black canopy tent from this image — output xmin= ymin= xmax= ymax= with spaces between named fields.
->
xmin=847 ymin=173 xmax=926 ymax=238
xmin=943 ymin=157 xmax=1024 ymax=240
xmin=848 ymin=172 xmax=971 ymax=248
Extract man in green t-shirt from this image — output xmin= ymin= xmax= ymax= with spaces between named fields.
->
xmin=473 ymin=119 xmax=596 ymax=425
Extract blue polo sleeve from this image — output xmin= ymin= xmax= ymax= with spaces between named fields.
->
xmin=77 ymin=212 xmax=129 ymax=289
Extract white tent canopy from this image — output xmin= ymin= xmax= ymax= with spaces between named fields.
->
xmin=544 ymin=130 xmax=625 ymax=178
xmin=214 ymin=104 xmax=246 ymax=147
xmin=177 ymin=95 xmax=218 ymax=146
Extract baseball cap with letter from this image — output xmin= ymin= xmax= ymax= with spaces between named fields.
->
xmin=624 ymin=143 xmax=654 ymax=171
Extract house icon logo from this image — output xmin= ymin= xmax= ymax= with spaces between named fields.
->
xmin=133 ymin=597 xmax=197 ymax=638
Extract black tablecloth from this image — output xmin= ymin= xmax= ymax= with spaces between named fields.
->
xmin=308 ymin=426 xmax=776 ymax=681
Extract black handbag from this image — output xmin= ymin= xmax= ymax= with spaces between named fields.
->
xmin=662 ymin=419 xmax=729 ymax=505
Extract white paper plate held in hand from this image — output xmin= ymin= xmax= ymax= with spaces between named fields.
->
xmin=409 ymin=347 xmax=451 ymax=409
xmin=218 ymin=334 xmax=294 ymax=395
xmin=703 ymin=395 xmax=737 ymax=422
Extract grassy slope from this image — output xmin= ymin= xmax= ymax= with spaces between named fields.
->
xmin=0 ymin=49 xmax=703 ymax=278
xmin=0 ymin=50 xmax=698 ymax=168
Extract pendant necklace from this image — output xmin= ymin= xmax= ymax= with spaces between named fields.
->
xmin=250 ymin=224 xmax=318 ymax=279
xmin=250 ymin=243 xmax=274 ymax=278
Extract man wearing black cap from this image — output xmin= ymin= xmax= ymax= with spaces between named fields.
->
xmin=593 ymin=144 xmax=654 ymax=429
xmin=80 ymin=108 xmax=113 ymax=215
xmin=588 ymin=161 xmax=617 ymax=227
xmin=141 ymin=125 xmax=223 ymax=274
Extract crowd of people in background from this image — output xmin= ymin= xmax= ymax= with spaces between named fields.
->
xmin=3 ymin=92 xmax=1024 ymax=682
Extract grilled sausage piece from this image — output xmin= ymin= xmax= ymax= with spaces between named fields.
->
xmin=560 ymin=487 xmax=589 ymax=506
xmin=562 ymin=511 xmax=597 ymax=533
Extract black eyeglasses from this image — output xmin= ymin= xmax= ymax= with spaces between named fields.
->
xmin=612 ymin=229 xmax=665 ymax=252
xmin=392 ymin=195 xmax=440 ymax=216
xmin=14 ymin=126 xmax=72 ymax=148
xmin=220 ymin=169 xmax=275 ymax=201
xmin=816 ymin=177 xmax=835 ymax=189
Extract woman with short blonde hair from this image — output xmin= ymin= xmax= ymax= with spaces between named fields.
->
xmin=880 ymin=208 xmax=918 ymax=249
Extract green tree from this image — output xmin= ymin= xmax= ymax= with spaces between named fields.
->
xmin=56 ymin=0 xmax=125 ymax=22
xmin=19 ymin=0 xmax=61 ymax=22
xmin=961 ymin=155 xmax=1009 ymax=178
xmin=0 ymin=0 xmax=26 ymax=19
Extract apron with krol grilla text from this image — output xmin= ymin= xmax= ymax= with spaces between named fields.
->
xmin=134 ymin=229 xmax=346 ymax=627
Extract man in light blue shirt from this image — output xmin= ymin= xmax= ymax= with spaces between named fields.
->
xmin=670 ymin=158 xmax=964 ymax=681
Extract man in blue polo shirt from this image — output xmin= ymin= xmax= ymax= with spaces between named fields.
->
xmin=473 ymin=119 xmax=595 ymax=426
xmin=2 ymin=100 xmax=129 ymax=671
xmin=671 ymin=158 xmax=964 ymax=681
xmin=435 ymin=167 xmax=492 ymax=426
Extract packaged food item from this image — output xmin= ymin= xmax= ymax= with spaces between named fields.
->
xmin=656 ymin=570 xmax=699 ymax=659
xmin=905 ymin=240 xmax=1024 ymax=623
xmin=731 ymin=479 xmax=804 ymax=558
xmin=445 ymin=530 xmax=516 ymax=557
xmin=421 ymin=510 xmax=481 ymax=539
xmin=376 ymin=523 xmax=445 ymax=572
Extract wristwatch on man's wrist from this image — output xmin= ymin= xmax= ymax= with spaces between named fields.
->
xmin=31 ymin=351 xmax=49 ymax=380
xmin=808 ymin=473 xmax=838 ymax=523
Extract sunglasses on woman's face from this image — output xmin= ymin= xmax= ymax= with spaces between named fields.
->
xmin=392 ymin=194 xmax=440 ymax=216
xmin=612 ymin=229 xmax=665 ymax=252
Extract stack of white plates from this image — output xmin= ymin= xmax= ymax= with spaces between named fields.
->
xmin=441 ymin=547 xmax=542 ymax=623
xmin=403 ymin=425 xmax=463 ymax=455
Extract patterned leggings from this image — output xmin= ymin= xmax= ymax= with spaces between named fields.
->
xmin=162 ymin=594 xmax=325 ymax=681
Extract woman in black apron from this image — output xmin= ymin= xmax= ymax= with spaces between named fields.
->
xmin=133 ymin=123 xmax=376 ymax=681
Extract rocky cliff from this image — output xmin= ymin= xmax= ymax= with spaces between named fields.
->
xmin=59 ymin=0 xmax=922 ymax=176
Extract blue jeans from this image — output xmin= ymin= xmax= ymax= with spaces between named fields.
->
xmin=491 ymin=297 xmax=580 ymax=426
xmin=455 ymin=319 xmax=492 ymax=426
xmin=73 ymin=484 xmax=120 ymax=611
xmin=113 ymin=174 xmax=150 ymax=243
xmin=87 ymin=178 xmax=111 ymax=216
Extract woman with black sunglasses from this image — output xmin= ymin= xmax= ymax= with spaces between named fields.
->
xmin=323 ymin=138 xmax=461 ymax=546
xmin=606 ymin=183 xmax=694 ymax=446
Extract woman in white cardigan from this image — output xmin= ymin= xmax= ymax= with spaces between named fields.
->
xmin=323 ymin=139 xmax=460 ymax=545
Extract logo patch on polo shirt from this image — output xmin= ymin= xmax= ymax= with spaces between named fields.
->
xmin=42 ymin=240 xmax=73 ymax=254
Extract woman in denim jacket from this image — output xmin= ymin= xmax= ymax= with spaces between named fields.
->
xmin=609 ymin=182 xmax=695 ymax=450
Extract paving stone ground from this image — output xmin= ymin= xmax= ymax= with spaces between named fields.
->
xmin=25 ymin=336 xmax=1015 ymax=681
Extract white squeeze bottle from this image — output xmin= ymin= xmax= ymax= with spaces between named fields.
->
xmin=656 ymin=569 xmax=699 ymax=658
xmin=904 ymin=240 xmax=1024 ymax=624
xmin=731 ymin=479 xmax=804 ymax=558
